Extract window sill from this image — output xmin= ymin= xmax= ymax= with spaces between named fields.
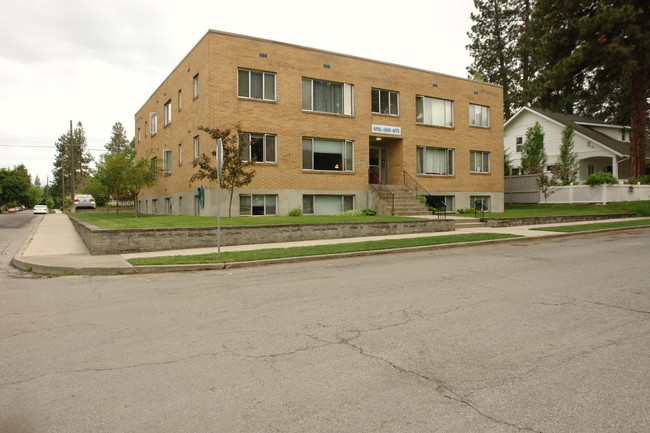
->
xmin=302 ymin=110 xmax=354 ymax=119
xmin=416 ymin=123 xmax=455 ymax=130
xmin=302 ymin=170 xmax=355 ymax=174
xmin=416 ymin=173 xmax=455 ymax=178
xmin=469 ymin=125 xmax=491 ymax=129
xmin=238 ymin=97 xmax=277 ymax=104
xmin=372 ymin=112 xmax=400 ymax=118
xmin=470 ymin=171 xmax=491 ymax=175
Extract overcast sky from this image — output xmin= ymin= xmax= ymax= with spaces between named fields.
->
xmin=0 ymin=0 xmax=477 ymax=185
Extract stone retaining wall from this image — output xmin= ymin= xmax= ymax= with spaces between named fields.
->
xmin=70 ymin=218 xmax=454 ymax=255
xmin=485 ymin=214 xmax=635 ymax=228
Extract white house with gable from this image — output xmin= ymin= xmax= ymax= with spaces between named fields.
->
xmin=504 ymin=106 xmax=650 ymax=181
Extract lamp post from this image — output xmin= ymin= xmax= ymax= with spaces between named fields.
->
xmin=216 ymin=138 xmax=223 ymax=260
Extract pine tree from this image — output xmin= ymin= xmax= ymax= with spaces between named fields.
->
xmin=529 ymin=0 xmax=649 ymax=177
xmin=520 ymin=122 xmax=547 ymax=174
xmin=105 ymin=122 xmax=131 ymax=154
xmin=557 ymin=125 xmax=579 ymax=185
xmin=51 ymin=122 xmax=94 ymax=205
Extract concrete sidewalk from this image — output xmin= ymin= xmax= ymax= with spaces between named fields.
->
xmin=12 ymin=212 xmax=650 ymax=275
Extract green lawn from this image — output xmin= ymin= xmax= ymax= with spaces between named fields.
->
xmin=127 ymin=233 xmax=521 ymax=266
xmin=474 ymin=202 xmax=650 ymax=218
xmin=72 ymin=212 xmax=421 ymax=229
xmin=531 ymin=218 xmax=650 ymax=233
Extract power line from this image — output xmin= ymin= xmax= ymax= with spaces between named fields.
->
xmin=0 ymin=144 xmax=106 ymax=152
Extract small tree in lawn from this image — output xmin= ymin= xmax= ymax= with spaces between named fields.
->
xmin=126 ymin=154 xmax=159 ymax=217
xmin=190 ymin=125 xmax=255 ymax=217
xmin=556 ymin=125 xmax=579 ymax=185
xmin=520 ymin=122 xmax=547 ymax=175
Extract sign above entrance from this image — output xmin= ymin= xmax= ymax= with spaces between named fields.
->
xmin=371 ymin=124 xmax=401 ymax=136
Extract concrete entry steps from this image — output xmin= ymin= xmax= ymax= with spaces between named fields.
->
xmin=383 ymin=185 xmax=431 ymax=216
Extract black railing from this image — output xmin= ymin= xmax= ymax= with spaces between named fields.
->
xmin=403 ymin=171 xmax=430 ymax=197
xmin=474 ymin=200 xmax=486 ymax=221
xmin=403 ymin=171 xmax=446 ymax=219
xmin=369 ymin=183 xmax=394 ymax=215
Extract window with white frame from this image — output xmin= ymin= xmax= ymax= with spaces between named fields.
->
xmin=241 ymin=133 xmax=276 ymax=163
xmin=469 ymin=104 xmax=490 ymax=127
xmin=416 ymin=146 xmax=454 ymax=175
xmin=372 ymin=88 xmax=399 ymax=115
xmin=470 ymin=150 xmax=490 ymax=173
xmin=303 ymin=195 xmax=354 ymax=215
xmin=239 ymin=194 xmax=277 ymax=216
xmin=471 ymin=195 xmax=490 ymax=211
xmin=416 ymin=96 xmax=454 ymax=127
xmin=194 ymin=136 xmax=200 ymax=158
xmin=515 ymin=136 xmax=523 ymax=152
xmin=302 ymin=137 xmax=354 ymax=172
xmin=302 ymin=78 xmax=354 ymax=115
xmin=164 ymin=100 xmax=172 ymax=126
xmin=178 ymin=143 xmax=183 ymax=165
xmin=238 ymin=68 xmax=276 ymax=101
xmin=137 ymin=128 xmax=141 ymax=143
xmin=178 ymin=90 xmax=182 ymax=111
xmin=150 ymin=157 xmax=157 ymax=178
xmin=150 ymin=112 xmax=158 ymax=135
xmin=163 ymin=149 xmax=172 ymax=173
xmin=193 ymin=74 xmax=199 ymax=98
xmin=428 ymin=195 xmax=455 ymax=212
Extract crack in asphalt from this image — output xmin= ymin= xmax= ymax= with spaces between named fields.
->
xmin=0 ymin=350 xmax=227 ymax=390
xmin=563 ymin=297 xmax=650 ymax=315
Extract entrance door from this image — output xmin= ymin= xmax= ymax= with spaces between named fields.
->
xmin=369 ymin=146 xmax=387 ymax=184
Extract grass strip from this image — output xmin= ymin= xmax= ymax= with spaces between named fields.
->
xmin=531 ymin=219 xmax=650 ymax=233
xmin=127 ymin=233 xmax=521 ymax=266
xmin=72 ymin=212 xmax=420 ymax=229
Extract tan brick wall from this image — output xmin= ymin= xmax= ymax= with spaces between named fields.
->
xmin=135 ymin=30 xmax=504 ymax=214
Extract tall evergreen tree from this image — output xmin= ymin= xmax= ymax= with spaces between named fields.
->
xmin=51 ymin=122 xmax=94 ymax=204
xmin=520 ymin=122 xmax=547 ymax=174
xmin=467 ymin=0 xmax=519 ymax=119
xmin=530 ymin=0 xmax=649 ymax=177
xmin=556 ymin=125 xmax=579 ymax=185
xmin=105 ymin=122 xmax=131 ymax=154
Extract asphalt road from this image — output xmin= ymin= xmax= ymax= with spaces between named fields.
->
xmin=1 ymin=228 xmax=649 ymax=432
xmin=0 ymin=212 xmax=39 ymax=276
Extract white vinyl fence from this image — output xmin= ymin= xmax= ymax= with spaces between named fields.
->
xmin=505 ymin=175 xmax=650 ymax=204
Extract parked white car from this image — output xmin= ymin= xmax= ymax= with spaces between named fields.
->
xmin=74 ymin=194 xmax=96 ymax=209
xmin=33 ymin=205 xmax=48 ymax=214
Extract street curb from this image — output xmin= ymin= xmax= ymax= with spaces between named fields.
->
xmin=131 ymin=224 xmax=650 ymax=274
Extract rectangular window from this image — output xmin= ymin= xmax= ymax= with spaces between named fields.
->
xmin=302 ymin=137 xmax=354 ymax=172
xmin=241 ymin=133 xmax=276 ymax=163
xmin=165 ymin=198 xmax=173 ymax=215
xmin=178 ymin=90 xmax=182 ymax=111
xmin=428 ymin=195 xmax=455 ymax=213
xmin=152 ymin=199 xmax=158 ymax=214
xmin=150 ymin=112 xmax=158 ymax=135
xmin=137 ymin=128 xmax=141 ymax=143
xmin=371 ymin=88 xmax=399 ymax=115
xmin=150 ymin=157 xmax=157 ymax=178
xmin=193 ymin=74 xmax=199 ymax=98
xmin=416 ymin=96 xmax=454 ymax=127
xmin=302 ymin=78 xmax=354 ymax=115
xmin=470 ymin=150 xmax=490 ymax=173
xmin=239 ymin=194 xmax=277 ymax=216
xmin=194 ymin=136 xmax=200 ymax=158
xmin=164 ymin=100 xmax=172 ymax=126
xmin=469 ymin=104 xmax=490 ymax=127
xmin=471 ymin=196 xmax=490 ymax=211
xmin=178 ymin=143 xmax=183 ymax=165
xmin=303 ymin=195 xmax=354 ymax=215
xmin=238 ymin=68 xmax=276 ymax=101
xmin=416 ymin=146 xmax=454 ymax=175
xmin=515 ymin=136 xmax=523 ymax=152
xmin=163 ymin=149 xmax=172 ymax=173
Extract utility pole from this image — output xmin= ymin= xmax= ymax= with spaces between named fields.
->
xmin=69 ymin=120 xmax=76 ymax=213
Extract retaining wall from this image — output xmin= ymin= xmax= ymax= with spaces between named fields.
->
xmin=485 ymin=214 xmax=635 ymax=227
xmin=70 ymin=217 xmax=454 ymax=255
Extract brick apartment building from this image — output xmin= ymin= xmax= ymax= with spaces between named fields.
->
xmin=134 ymin=30 xmax=504 ymax=216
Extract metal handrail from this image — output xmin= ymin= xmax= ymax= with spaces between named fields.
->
xmin=403 ymin=170 xmax=431 ymax=197
xmin=369 ymin=183 xmax=394 ymax=215
xmin=403 ymin=171 xmax=446 ymax=219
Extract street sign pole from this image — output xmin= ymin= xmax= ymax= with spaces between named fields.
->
xmin=216 ymin=138 xmax=223 ymax=260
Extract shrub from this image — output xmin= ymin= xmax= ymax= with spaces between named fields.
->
xmin=361 ymin=208 xmax=377 ymax=216
xmin=288 ymin=208 xmax=303 ymax=217
xmin=335 ymin=209 xmax=364 ymax=216
xmin=627 ymin=175 xmax=650 ymax=185
xmin=584 ymin=172 xmax=618 ymax=186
